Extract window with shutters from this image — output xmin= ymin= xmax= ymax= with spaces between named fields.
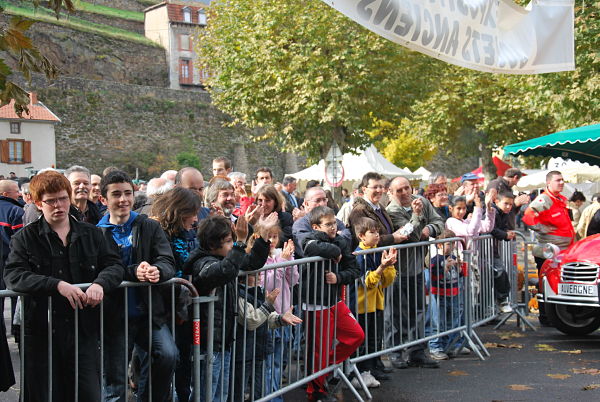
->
xmin=1 ymin=139 xmax=31 ymax=164
xmin=179 ymin=59 xmax=192 ymax=84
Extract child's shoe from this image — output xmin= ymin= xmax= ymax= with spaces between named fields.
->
xmin=499 ymin=300 xmax=513 ymax=313
xmin=430 ymin=350 xmax=449 ymax=360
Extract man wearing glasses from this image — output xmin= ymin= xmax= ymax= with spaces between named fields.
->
xmin=292 ymin=186 xmax=351 ymax=258
xmin=4 ymin=170 xmax=124 ymax=402
xmin=348 ymin=172 xmax=408 ymax=250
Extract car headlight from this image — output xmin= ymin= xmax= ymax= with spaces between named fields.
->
xmin=542 ymin=243 xmax=560 ymax=260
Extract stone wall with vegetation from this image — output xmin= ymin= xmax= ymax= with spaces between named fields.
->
xmin=30 ymin=77 xmax=290 ymax=180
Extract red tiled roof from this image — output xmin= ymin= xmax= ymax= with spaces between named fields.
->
xmin=167 ymin=3 xmax=206 ymax=24
xmin=0 ymin=94 xmax=60 ymax=122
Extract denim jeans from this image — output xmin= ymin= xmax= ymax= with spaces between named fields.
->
xmin=264 ymin=326 xmax=290 ymax=402
xmin=424 ymin=269 xmax=440 ymax=339
xmin=428 ymin=294 xmax=462 ymax=352
xmin=103 ymin=319 xmax=178 ymax=402
xmin=195 ymin=349 xmax=231 ymax=402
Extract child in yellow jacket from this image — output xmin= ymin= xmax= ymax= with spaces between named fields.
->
xmin=352 ymin=217 xmax=397 ymax=383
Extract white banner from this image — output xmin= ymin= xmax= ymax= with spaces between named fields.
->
xmin=323 ymin=0 xmax=575 ymax=74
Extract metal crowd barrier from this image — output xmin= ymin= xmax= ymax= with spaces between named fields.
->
xmin=0 ymin=277 xmax=209 ymax=402
xmin=491 ymin=232 xmax=536 ymax=331
xmin=1 ymin=234 xmax=533 ymax=402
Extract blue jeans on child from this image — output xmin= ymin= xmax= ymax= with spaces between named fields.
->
xmin=195 ymin=350 xmax=231 ymax=402
xmin=264 ymin=326 xmax=290 ymax=402
xmin=424 ymin=269 xmax=440 ymax=339
xmin=428 ymin=294 xmax=462 ymax=352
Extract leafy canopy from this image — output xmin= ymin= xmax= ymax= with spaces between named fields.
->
xmin=196 ymin=0 xmax=436 ymax=160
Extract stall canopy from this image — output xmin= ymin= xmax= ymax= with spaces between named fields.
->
xmin=503 ymin=124 xmax=600 ymax=166
xmin=288 ymin=145 xmax=421 ymax=181
xmin=414 ymin=167 xmax=431 ymax=181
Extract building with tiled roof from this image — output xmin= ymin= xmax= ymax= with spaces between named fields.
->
xmin=0 ymin=93 xmax=60 ymax=177
xmin=144 ymin=0 xmax=210 ymax=90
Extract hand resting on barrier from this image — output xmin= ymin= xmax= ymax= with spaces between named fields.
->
xmin=85 ymin=283 xmax=104 ymax=307
xmin=57 ymin=280 xmax=87 ymax=309
xmin=325 ymin=271 xmax=337 ymax=284
xmin=136 ymin=261 xmax=161 ymax=283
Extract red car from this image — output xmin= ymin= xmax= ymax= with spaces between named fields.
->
xmin=538 ymin=234 xmax=600 ymax=335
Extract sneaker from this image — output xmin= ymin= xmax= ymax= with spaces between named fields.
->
xmin=361 ymin=371 xmax=381 ymax=388
xmin=499 ymin=301 xmax=513 ymax=313
xmin=430 ymin=350 xmax=449 ymax=360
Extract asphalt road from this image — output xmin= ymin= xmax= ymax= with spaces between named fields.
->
xmin=2 ymin=305 xmax=599 ymax=402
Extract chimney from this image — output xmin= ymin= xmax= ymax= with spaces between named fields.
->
xmin=30 ymin=92 xmax=37 ymax=105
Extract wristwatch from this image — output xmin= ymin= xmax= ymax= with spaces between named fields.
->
xmin=233 ymin=241 xmax=247 ymax=249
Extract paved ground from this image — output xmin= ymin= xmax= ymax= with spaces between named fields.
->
xmin=3 ymin=304 xmax=600 ymax=402
xmin=284 ymin=316 xmax=600 ymax=402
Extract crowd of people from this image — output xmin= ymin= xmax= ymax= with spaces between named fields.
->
xmin=0 ymin=160 xmax=581 ymax=402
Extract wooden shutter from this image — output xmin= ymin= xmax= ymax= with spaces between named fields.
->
xmin=0 ymin=140 xmax=8 ymax=163
xmin=23 ymin=141 xmax=31 ymax=163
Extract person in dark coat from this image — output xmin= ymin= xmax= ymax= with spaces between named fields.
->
xmin=491 ymin=192 xmax=517 ymax=313
xmin=97 ymin=170 xmax=177 ymax=402
xmin=182 ymin=214 xmax=276 ymax=402
xmin=0 ymin=180 xmax=24 ymax=346
xmin=3 ymin=171 xmax=124 ymax=402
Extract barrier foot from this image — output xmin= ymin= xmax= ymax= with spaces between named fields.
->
xmin=494 ymin=308 xmax=536 ymax=332
xmin=458 ymin=330 xmax=486 ymax=361
xmin=348 ymin=361 xmax=372 ymax=400
xmin=493 ymin=312 xmax=513 ymax=329
xmin=333 ymin=365 xmax=366 ymax=402
xmin=469 ymin=330 xmax=490 ymax=358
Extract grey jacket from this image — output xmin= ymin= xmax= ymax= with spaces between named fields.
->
xmin=386 ymin=195 xmax=445 ymax=276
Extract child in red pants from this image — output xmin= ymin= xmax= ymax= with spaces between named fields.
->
xmin=301 ymin=206 xmax=365 ymax=401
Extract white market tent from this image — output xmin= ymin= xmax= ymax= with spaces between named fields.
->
xmin=288 ymin=145 xmax=421 ymax=182
xmin=414 ymin=167 xmax=432 ymax=181
xmin=515 ymin=168 xmax=600 ymax=200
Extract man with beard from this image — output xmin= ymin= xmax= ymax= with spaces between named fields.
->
xmin=64 ymin=165 xmax=102 ymax=225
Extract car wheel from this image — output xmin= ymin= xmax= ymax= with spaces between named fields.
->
xmin=546 ymin=303 xmax=600 ymax=335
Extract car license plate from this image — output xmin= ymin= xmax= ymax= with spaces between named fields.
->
xmin=558 ymin=283 xmax=598 ymax=297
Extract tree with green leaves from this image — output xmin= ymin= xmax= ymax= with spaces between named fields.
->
xmin=0 ymin=0 xmax=72 ymax=115
xmin=389 ymin=1 xmax=598 ymax=179
xmin=196 ymin=0 xmax=437 ymax=161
